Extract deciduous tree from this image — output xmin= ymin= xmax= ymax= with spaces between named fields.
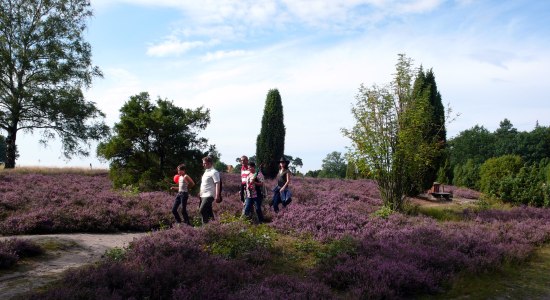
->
xmin=0 ymin=0 xmax=108 ymax=168
xmin=343 ymin=54 xmax=447 ymax=210
xmin=319 ymin=151 xmax=347 ymax=178
xmin=97 ymin=92 xmax=210 ymax=190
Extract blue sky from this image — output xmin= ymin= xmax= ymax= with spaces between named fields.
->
xmin=15 ymin=0 xmax=550 ymax=172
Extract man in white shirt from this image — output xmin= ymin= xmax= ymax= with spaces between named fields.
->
xmin=199 ymin=156 xmax=221 ymax=224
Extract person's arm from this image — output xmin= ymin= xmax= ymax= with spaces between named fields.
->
xmin=184 ymin=175 xmax=195 ymax=189
xmin=214 ymin=182 xmax=221 ymax=201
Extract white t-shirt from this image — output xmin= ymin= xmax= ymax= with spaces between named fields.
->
xmin=200 ymin=167 xmax=220 ymax=197
xmin=178 ymin=174 xmax=189 ymax=193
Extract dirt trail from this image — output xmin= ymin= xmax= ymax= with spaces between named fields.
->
xmin=0 ymin=232 xmax=147 ymax=299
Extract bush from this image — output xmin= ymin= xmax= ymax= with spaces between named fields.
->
xmin=479 ymin=155 xmax=523 ymax=197
xmin=0 ymin=238 xmax=43 ymax=269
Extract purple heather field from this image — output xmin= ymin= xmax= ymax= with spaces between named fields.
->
xmin=2 ymin=172 xmax=550 ymax=299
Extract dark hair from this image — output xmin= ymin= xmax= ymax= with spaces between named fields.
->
xmin=177 ymin=164 xmax=186 ymax=171
xmin=202 ymin=156 xmax=213 ymax=163
xmin=248 ymin=162 xmax=256 ymax=167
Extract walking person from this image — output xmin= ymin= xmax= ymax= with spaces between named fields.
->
xmin=272 ymin=157 xmax=292 ymax=213
xmin=199 ymin=156 xmax=221 ymax=224
xmin=170 ymin=164 xmax=195 ymax=226
xmin=242 ymin=162 xmax=264 ymax=223
xmin=239 ymin=155 xmax=250 ymax=203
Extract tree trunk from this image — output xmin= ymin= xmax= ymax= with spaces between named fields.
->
xmin=5 ymin=129 xmax=17 ymax=169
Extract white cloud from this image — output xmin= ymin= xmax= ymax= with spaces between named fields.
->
xmin=201 ymin=50 xmax=251 ymax=62
xmin=146 ymin=38 xmax=207 ymax=57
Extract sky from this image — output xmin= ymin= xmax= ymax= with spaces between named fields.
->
xmin=13 ymin=0 xmax=550 ymax=173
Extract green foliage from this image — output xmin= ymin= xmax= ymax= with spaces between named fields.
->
xmin=256 ymin=89 xmax=286 ymax=179
xmin=284 ymin=155 xmax=303 ymax=174
xmin=479 ymin=155 xmax=523 ymax=197
xmin=448 ymin=125 xmax=495 ymax=169
xmin=343 ymin=54 xmax=446 ymax=210
xmin=104 ymin=247 xmax=127 ymax=262
xmin=448 ymin=122 xmax=550 ymax=184
xmin=315 ymin=236 xmax=359 ymax=261
xmin=372 ymin=205 xmax=395 ymax=219
xmin=318 ymin=151 xmax=347 ymax=179
xmin=204 ymin=219 xmax=277 ymax=262
xmin=305 ymin=170 xmax=321 ymax=178
xmin=476 ymin=155 xmax=550 ymax=207
xmin=403 ymin=67 xmax=447 ymax=194
xmin=452 ymin=159 xmax=481 ymax=189
xmin=0 ymin=0 xmax=109 ymax=168
xmin=416 ymin=207 xmax=464 ymax=222
xmin=97 ymin=92 xmax=211 ymax=190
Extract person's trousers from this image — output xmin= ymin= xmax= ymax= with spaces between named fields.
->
xmin=243 ymin=197 xmax=264 ymax=223
xmin=199 ymin=197 xmax=215 ymax=224
xmin=172 ymin=192 xmax=190 ymax=225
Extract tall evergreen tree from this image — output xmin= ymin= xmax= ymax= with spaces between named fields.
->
xmin=256 ymin=89 xmax=286 ymax=179
xmin=404 ymin=68 xmax=447 ymax=193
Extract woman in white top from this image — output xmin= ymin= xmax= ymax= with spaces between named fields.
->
xmin=170 ymin=163 xmax=195 ymax=225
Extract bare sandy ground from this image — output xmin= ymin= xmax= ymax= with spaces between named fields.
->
xmin=0 ymin=232 xmax=147 ymax=299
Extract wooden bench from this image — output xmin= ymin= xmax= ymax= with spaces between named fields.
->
xmin=429 ymin=182 xmax=452 ymax=201
xmin=430 ymin=192 xmax=452 ymax=200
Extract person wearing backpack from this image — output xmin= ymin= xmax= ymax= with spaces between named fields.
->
xmin=242 ymin=162 xmax=264 ymax=223
xmin=199 ymin=156 xmax=221 ymax=224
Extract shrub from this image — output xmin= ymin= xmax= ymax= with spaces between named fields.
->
xmin=479 ymin=155 xmax=523 ymax=197
xmin=0 ymin=238 xmax=43 ymax=269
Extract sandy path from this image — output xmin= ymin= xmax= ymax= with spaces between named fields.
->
xmin=0 ymin=232 xmax=147 ymax=299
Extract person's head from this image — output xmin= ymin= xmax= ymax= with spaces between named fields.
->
xmin=202 ymin=156 xmax=213 ymax=169
xmin=248 ymin=161 xmax=256 ymax=172
xmin=279 ymin=157 xmax=289 ymax=169
xmin=177 ymin=163 xmax=186 ymax=174
xmin=240 ymin=155 xmax=249 ymax=166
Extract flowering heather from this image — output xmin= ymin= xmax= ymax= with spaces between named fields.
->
xmin=442 ymin=185 xmax=481 ymax=199
xmin=0 ymin=173 xmax=178 ymax=234
xmin=5 ymin=171 xmax=550 ymax=299
xmin=268 ymin=176 xmax=382 ymax=240
xmin=0 ymin=238 xmax=43 ymax=269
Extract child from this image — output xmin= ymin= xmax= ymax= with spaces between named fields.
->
xmin=170 ymin=164 xmax=195 ymax=225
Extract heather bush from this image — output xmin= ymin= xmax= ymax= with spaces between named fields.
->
xmin=0 ymin=173 xmax=181 ymax=234
xmin=6 ymin=171 xmax=550 ymax=299
xmin=0 ymin=238 xmax=43 ymax=269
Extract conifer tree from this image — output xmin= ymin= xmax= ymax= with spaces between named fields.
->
xmin=256 ymin=89 xmax=286 ymax=179
xmin=403 ymin=68 xmax=447 ymax=194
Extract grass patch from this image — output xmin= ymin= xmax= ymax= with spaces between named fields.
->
xmin=33 ymin=238 xmax=80 ymax=252
xmin=423 ymin=246 xmax=550 ymax=299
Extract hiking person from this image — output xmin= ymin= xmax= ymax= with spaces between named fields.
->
xmin=239 ymin=155 xmax=250 ymax=203
xmin=170 ymin=163 xmax=195 ymax=226
xmin=272 ymin=157 xmax=292 ymax=213
xmin=199 ymin=156 xmax=221 ymax=224
xmin=242 ymin=162 xmax=264 ymax=223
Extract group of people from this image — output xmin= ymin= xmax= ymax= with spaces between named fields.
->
xmin=170 ymin=155 xmax=292 ymax=226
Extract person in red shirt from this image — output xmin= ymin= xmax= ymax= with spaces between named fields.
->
xmin=239 ymin=155 xmax=250 ymax=203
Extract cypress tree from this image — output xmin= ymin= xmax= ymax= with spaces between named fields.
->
xmin=407 ymin=68 xmax=447 ymax=193
xmin=256 ymin=89 xmax=286 ymax=179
